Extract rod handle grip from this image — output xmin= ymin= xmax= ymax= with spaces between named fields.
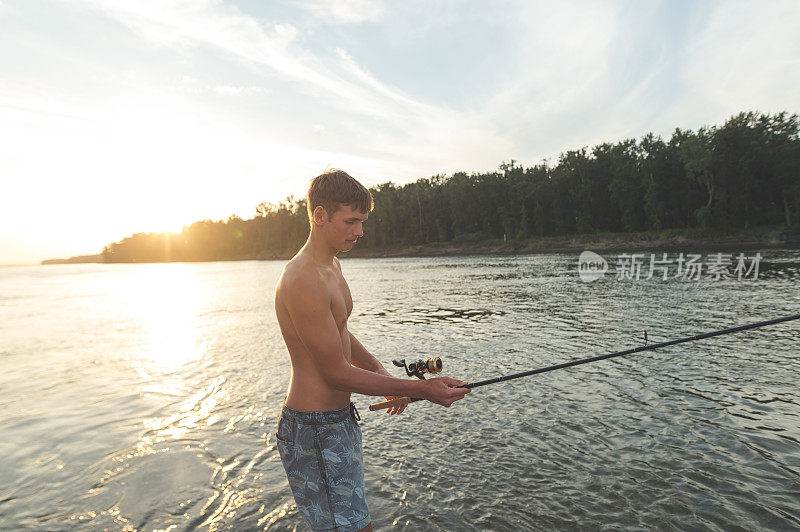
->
xmin=369 ymin=396 xmax=412 ymax=411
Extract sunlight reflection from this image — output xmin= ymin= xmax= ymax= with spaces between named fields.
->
xmin=127 ymin=264 xmax=207 ymax=376
xmin=142 ymin=376 xmax=227 ymax=442
xmin=258 ymin=502 xmax=295 ymax=528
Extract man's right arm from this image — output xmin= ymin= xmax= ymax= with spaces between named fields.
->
xmin=283 ymin=273 xmax=469 ymax=406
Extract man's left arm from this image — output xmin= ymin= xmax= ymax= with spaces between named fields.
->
xmin=349 ymin=332 xmax=406 ymax=414
xmin=349 ymin=332 xmax=390 ymax=375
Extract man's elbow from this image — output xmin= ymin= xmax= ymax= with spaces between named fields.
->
xmin=324 ymin=366 xmax=352 ymax=391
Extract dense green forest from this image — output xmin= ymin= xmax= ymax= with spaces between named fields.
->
xmin=101 ymin=111 xmax=799 ymax=263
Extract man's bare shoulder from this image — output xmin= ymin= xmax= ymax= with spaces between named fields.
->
xmin=277 ymin=255 xmax=329 ymax=304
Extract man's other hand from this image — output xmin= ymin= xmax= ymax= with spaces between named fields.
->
xmin=382 ymin=395 xmax=407 ymax=415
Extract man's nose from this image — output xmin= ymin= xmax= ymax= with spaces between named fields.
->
xmin=354 ymin=223 xmax=363 ymax=237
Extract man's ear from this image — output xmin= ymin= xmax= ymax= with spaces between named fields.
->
xmin=312 ymin=205 xmax=328 ymax=226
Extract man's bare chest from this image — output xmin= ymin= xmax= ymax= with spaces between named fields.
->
xmin=323 ymin=271 xmax=353 ymax=328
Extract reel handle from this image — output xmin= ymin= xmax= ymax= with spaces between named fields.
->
xmin=368 ymin=396 xmax=413 ymax=411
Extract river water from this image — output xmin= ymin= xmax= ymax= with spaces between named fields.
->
xmin=1 ymin=250 xmax=799 ymax=530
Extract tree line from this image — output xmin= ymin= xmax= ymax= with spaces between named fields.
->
xmin=102 ymin=111 xmax=799 ymax=263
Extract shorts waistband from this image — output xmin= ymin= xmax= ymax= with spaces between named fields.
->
xmin=281 ymin=402 xmax=360 ymax=425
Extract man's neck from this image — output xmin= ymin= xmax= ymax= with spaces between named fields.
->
xmin=301 ymin=229 xmax=338 ymax=266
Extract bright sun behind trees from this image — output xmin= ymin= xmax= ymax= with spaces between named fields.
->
xmin=102 ymin=111 xmax=800 ymax=263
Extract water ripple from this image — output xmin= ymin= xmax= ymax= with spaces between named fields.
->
xmin=2 ymin=253 xmax=800 ymax=530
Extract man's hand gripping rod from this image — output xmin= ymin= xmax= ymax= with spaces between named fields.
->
xmin=368 ymin=357 xmax=442 ymax=411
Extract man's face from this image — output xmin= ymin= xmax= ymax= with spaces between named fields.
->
xmin=321 ymin=204 xmax=368 ymax=252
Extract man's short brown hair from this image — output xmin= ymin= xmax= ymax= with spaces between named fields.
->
xmin=307 ymin=169 xmax=374 ymax=221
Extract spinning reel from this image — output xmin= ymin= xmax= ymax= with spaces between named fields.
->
xmin=393 ymin=357 xmax=443 ymax=379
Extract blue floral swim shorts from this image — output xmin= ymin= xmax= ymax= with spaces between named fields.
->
xmin=276 ymin=402 xmax=370 ymax=531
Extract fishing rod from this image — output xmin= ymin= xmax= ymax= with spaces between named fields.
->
xmin=369 ymin=313 xmax=800 ymax=412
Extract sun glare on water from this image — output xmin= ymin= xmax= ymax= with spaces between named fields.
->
xmin=113 ymin=263 xmax=231 ymax=445
xmin=125 ymin=263 xmax=208 ymax=378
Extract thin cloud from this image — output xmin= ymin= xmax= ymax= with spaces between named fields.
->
xmin=679 ymin=0 xmax=800 ymax=122
xmin=212 ymin=85 xmax=269 ymax=95
xmin=40 ymin=0 xmax=800 ymax=169
xmin=68 ymin=1 xmax=412 ymax=118
xmin=299 ymin=0 xmax=385 ymax=24
xmin=66 ymin=0 xmax=512 ymax=174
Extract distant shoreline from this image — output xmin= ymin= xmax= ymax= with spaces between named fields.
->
xmin=348 ymin=228 xmax=800 ymax=258
xmin=41 ymin=254 xmax=103 ymax=265
xmin=40 ymin=227 xmax=799 ymax=264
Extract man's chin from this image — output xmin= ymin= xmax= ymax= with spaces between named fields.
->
xmin=339 ymin=240 xmax=357 ymax=252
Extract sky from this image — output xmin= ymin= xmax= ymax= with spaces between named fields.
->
xmin=1 ymin=0 xmax=799 ymax=265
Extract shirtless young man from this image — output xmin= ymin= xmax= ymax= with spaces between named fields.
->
xmin=274 ymin=169 xmax=470 ymax=531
